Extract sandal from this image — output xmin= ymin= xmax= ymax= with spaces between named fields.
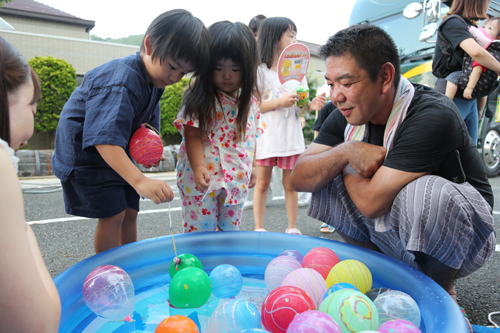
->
xmin=459 ymin=306 xmax=473 ymax=333
xmin=285 ymin=228 xmax=302 ymax=235
xmin=255 ymin=228 xmax=267 ymax=232
xmin=320 ymin=223 xmax=336 ymax=233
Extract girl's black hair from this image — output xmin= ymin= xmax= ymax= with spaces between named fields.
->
xmin=0 ymin=36 xmax=40 ymax=146
xmin=258 ymin=17 xmax=297 ymax=69
xmin=182 ymin=21 xmax=260 ymax=141
xmin=140 ymin=9 xmax=210 ymax=76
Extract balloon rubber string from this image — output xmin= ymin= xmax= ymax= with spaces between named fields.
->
xmin=143 ymin=123 xmax=162 ymax=137
xmin=168 ymin=202 xmax=179 ymax=269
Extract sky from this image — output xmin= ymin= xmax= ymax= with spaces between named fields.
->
xmin=37 ymin=0 xmax=358 ymax=45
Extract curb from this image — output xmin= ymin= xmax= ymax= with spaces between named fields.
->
xmin=15 ymin=146 xmax=179 ymax=178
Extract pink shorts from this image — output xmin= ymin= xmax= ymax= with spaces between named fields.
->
xmin=256 ymin=154 xmax=300 ymax=170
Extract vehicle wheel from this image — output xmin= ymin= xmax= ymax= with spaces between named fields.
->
xmin=481 ymin=123 xmax=500 ymax=177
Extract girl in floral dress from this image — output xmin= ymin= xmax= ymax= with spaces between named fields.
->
xmin=174 ymin=21 xmax=264 ymax=233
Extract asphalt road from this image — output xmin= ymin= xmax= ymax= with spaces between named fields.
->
xmin=21 ymin=170 xmax=500 ymax=328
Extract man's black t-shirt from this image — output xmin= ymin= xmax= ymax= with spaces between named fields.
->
xmin=314 ymin=84 xmax=494 ymax=207
xmin=312 ymin=102 xmax=336 ymax=131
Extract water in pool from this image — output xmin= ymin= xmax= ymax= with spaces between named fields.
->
xmin=74 ymin=274 xmax=269 ymax=332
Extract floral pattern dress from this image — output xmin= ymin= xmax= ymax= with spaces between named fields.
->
xmin=174 ymin=90 xmax=265 ymax=232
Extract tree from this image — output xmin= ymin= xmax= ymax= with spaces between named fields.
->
xmin=28 ymin=56 xmax=77 ymax=132
xmin=91 ymin=34 xmax=144 ymax=46
xmin=159 ymin=78 xmax=189 ymax=139
xmin=0 ymin=0 xmax=12 ymax=7
xmin=302 ymin=70 xmax=327 ymax=143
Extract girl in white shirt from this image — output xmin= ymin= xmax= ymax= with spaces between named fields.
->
xmin=253 ymin=17 xmax=326 ymax=234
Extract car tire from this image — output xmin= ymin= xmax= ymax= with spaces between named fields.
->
xmin=481 ymin=121 xmax=500 ymax=177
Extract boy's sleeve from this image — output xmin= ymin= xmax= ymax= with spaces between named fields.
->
xmin=148 ymin=104 xmax=161 ymax=134
xmin=173 ymin=106 xmax=200 ymax=137
xmin=82 ymin=86 xmax=139 ymax=152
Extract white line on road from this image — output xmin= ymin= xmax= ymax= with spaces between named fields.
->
xmin=28 ymin=216 xmax=90 ymax=225
xmin=27 ymin=195 xmax=287 ymax=224
xmin=496 ymin=245 xmax=500 ymax=252
xmin=28 ymin=206 xmax=182 ymax=225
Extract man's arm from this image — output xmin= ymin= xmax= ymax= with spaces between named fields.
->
xmin=290 ymin=141 xmax=386 ymax=192
xmin=343 ymin=165 xmax=427 ymax=218
xmin=290 ymin=142 xmax=348 ymax=192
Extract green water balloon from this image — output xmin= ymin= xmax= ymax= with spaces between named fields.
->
xmin=169 ymin=253 xmax=203 ymax=279
xmin=169 ymin=267 xmax=212 ymax=309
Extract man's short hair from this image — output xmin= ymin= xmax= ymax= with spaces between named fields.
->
xmin=320 ymin=24 xmax=401 ymax=88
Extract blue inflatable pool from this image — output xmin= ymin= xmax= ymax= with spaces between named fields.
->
xmin=54 ymin=231 xmax=468 ymax=332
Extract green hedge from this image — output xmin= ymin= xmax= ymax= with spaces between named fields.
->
xmin=160 ymin=77 xmax=189 ymax=139
xmin=28 ymin=56 xmax=76 ymax=132
xmin=303 ymin=71 xmax=326 ymax=142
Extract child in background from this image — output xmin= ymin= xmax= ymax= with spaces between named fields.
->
xmin=175 ymin=21 xmax=262 ymax=233
xmin=463 ymin=17 xmax=500 ymax=99
xmin=52 ymin=10 xmax=210 ymax=253
xmin=253 ymin=17 xmax=326 ymax=234
xmin=445 ymin=17 xmax=500 ymax=114
xmin=0 ymin=36 xmax=61 ymax=331
xmin=249 ymin=14 xmax=267 ymax=39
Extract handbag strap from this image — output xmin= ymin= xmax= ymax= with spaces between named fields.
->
xmin=437 ymin=14 xmax=470 ymax=65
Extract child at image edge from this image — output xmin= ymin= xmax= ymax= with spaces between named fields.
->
xmin=253 ymin=17 xmax=326 ymax=234
xmin=0 ymin=36 xmax=61 ymax=331
xmin=175 ymin=21 xmax=263 ymax=233
xmin=52 ymin=10 xmax=210 ymax=253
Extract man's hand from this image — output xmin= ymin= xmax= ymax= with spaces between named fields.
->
xmin=194 ymin=167 xmax=211 ymax=191
xmin=347 ymin=141 xmax=386 ymax=178
xmin=135 ymin=178 xmax=174 ymax=204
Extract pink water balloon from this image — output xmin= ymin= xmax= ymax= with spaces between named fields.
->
xmin=82 ymin=265 xmax=135 ymax=321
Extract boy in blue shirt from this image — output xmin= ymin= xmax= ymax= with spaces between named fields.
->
xmin=52 ymin=9 xmax=209 ymax=253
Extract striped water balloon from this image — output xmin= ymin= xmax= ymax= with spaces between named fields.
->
xmin=281 ymin=268 xmax=327 ymax=308
xmin=265 ymin=256 xmax=302 ymax=291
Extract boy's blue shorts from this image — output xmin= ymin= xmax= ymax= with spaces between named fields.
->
xmin=61 ymin=170 xmax=140 ymax=218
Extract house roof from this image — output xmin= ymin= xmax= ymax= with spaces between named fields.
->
xmin=298 ymin=40 xmax=322 ymax=57
xmin=0 ymin=0 xmax=95 ymax=31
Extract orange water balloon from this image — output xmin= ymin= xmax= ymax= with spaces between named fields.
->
xmin=154 ymin=315 xmax=199 ymax=333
